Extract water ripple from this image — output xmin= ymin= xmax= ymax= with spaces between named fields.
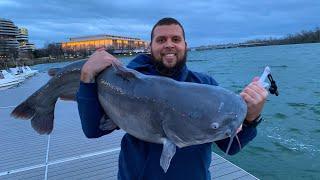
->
xmin=265 ymin=133 xmax=319 ymax=155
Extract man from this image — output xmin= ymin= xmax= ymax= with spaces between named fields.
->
xmin=77 ymin=17 xmax=268 ymax=180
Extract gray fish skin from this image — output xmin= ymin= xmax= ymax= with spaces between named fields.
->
xmin=97 ymin=64 xmax=247 ymax=148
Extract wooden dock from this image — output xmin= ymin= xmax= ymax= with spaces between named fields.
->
xmin=0 ymin=72 xmax=258 ymax=180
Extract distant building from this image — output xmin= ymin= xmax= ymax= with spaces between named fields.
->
xmin=0 ymin=18 xmax=35 ymax=60
xmin=16 ymin=27 xmax=35 ymax=52
xmin=61 ymin=34 xmax=148 ymax=52
xmin=0 ymin=18 xmax=19 ymax=58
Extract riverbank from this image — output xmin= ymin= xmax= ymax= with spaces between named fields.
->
xmin=191 ymin=41 xmax=320 ymax=51
xmin=0 ymin=57 xmax=80 ymax=69
xmin=0 ymin=53 xmax=138 ymax=69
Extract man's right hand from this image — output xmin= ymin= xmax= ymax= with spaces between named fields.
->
xmin=80 ymin=48 xmax=120 ymax=83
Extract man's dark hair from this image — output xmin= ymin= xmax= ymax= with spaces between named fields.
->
xmin=150 ymin=17 xmax=185 ymax=42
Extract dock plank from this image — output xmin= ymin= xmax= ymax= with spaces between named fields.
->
xmin=0 ymin=167 xmax=45 ymax=180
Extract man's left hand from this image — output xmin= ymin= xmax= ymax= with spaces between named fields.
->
xmin=240 ymin=77 xmax=268 ymax=122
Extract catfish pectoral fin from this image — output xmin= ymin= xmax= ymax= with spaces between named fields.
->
xmin=160 ymin=138 xmax=176 ymax=173
xmin=99 ymin=114 xmax=119 ymax=131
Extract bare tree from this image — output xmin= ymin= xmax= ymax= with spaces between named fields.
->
xmin=46 ymin=43 xmax=64 ymax=59
xmin=245 ymin=27 xmax=320 ymax=46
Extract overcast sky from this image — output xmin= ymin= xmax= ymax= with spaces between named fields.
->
xmin=1 ymin=0 xmax=319 ymax=48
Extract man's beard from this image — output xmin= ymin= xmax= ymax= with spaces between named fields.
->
xmin=151 ymin=53 xmax=187 ymax=77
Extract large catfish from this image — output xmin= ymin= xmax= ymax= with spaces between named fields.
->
xmin=11 ymin=60 xmax=247 ymax=172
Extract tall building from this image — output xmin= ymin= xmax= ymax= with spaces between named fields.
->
xmin=0 ymin=19 xmax=35 ymax=60
xmin=61 ymin=34 xmax=148 ymax=52
xmin=16 ymin=27 xmax=35 ymax=52
xmin=0 ymin=18 xmax=19 ymax=58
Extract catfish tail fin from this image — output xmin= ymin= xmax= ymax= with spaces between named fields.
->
xmin=30 ymin=105 xmax=55 ymax=135
xmin=11 ymin=94 xmax=56 ymax=135
xmin=11 ymin=101 xmax=35 ymax=119
xmin=11 ymin=60 xmax=85 ymax=135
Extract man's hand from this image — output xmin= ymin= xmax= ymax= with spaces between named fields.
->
xmin=240 ymin=77 xmax=268 ymax=122
xmin=81 ymin=48 xmax=121 ymax=83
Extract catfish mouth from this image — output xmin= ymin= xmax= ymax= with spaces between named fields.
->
xmin=224 ymin=123 xmax=243 ymax=155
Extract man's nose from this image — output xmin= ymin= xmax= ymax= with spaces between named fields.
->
xmin=164 ymin=39 xmax=174 ymax=48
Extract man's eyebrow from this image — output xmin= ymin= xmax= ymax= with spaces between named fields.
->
xmin=156 ymin=36 xmax=166 ymax=39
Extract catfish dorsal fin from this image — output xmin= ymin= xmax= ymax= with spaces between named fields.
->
xmin=112 ymin=61 xmax=137 ymax=81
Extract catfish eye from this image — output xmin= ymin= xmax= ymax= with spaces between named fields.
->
xmin=211 ymin=122 xmax=219 ymax=129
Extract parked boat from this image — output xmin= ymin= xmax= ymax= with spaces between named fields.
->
xmin=1 ymin=70 xmax=25 ymax=82
xmin=0 ymin=66 xmax=38 ymax=90
xmin=24 ymin=66 xmax=39 ymax=77
xmin=9 ymin=66 xmax=38 ymax=78
xmin=0 ymin=70 xmax=21 ymax=90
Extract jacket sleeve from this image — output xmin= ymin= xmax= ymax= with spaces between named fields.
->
xmin=214 ymin=125 xmax=257 ymax=155
xmin=76 ymin=82 xmax=114 ymax=138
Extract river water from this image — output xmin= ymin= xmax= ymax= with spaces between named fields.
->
xmin=33 ymin=43 xmax=319 ymax=179
xmin=187 ymin=43 xmax=320 ymax=180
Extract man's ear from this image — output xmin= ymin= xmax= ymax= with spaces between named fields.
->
xmin=185 ymin=41 xmax=188 ymax=49
xmin=148 ymin=42 xmax=152 ymax=53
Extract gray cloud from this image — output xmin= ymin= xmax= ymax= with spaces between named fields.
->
xmin=1 ymin=0 xmax=319 ymax=48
